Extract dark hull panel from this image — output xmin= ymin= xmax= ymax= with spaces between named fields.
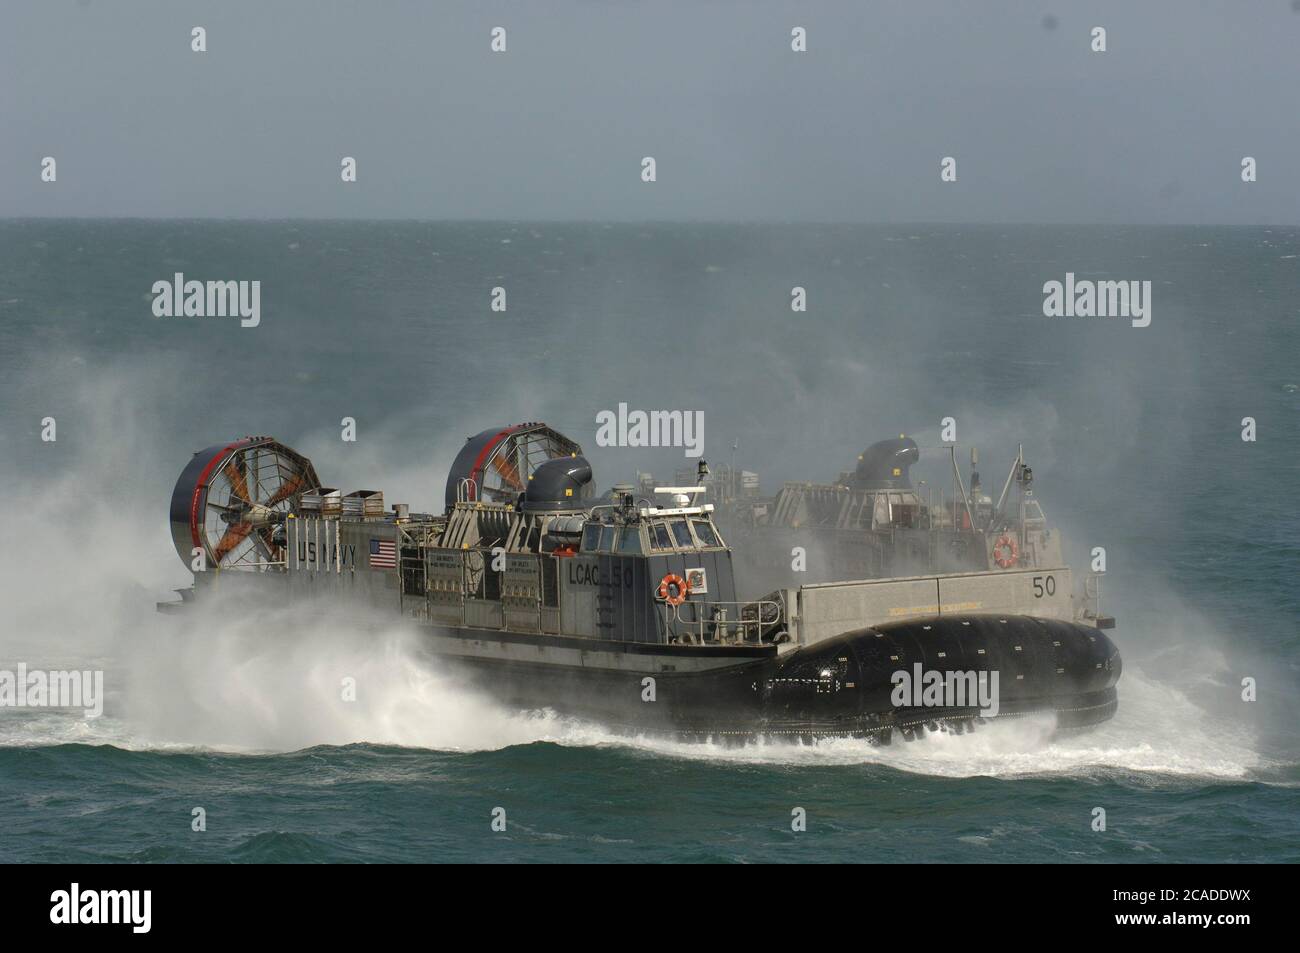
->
xmin=416 ymin=613 xmax=1122 ymax=743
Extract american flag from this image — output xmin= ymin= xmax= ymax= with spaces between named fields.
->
xmin=369 ymin=538 xmax=397 ymax=569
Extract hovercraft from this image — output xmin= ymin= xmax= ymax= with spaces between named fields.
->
xmin=160 ymin=424 xmax=1120 ymax=742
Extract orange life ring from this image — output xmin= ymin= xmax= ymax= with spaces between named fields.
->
xmin=657 ymin=573 xmax=691 ymax=607
xmin=992 ymin=533 xmax=1019 ymax=569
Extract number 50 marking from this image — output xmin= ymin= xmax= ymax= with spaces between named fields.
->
xmin=1032 ymin=575 xmax=1056 ymax=598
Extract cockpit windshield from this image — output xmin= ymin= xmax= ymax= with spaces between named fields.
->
xmin=618 ymin=527 xmax=644 ymax=554
xmin=584 ymin=517 xmax=724 ymax=553
xmin=692 ymin=519 xmax=720 ymax=548
xmin=650 ymin=523 xmax=672 ymax=550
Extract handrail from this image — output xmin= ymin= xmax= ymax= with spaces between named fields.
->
xmin=670 ymin=599 xmax=782 ymax=645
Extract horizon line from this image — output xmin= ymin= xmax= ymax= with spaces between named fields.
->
xmin=1 ymin=216 xmax=1296 ymax=229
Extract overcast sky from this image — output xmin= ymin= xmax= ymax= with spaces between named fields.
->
xmin=3 ymin=1 xmax=1298 ymax=224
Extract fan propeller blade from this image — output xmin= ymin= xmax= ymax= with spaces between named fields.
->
xmin=267 ymin=472 xmax=306 ymax=506
xmin=491 ymin=453 xmax=522 ymax=490
xmin=225 ymin=454 xmax=251 ymax=503
xmin=253 ymin=527 xmax=278 ymax=561
xmin=212 ymin=521 xmax=253 ymax=563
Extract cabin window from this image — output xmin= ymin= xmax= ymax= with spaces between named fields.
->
xmin=598 ymin=525 xmax=617 ymax=551
xmin=650 ymin=522 xmax=672 ymax=550
xmin=581 ymin=523 xmax=601 ymax=552
xmin=670 ymin=520 xmax=693 ymax=548
xmin=691 ymin=519 xmax=720 ymax=548
xmin=618 ymin=527 xmax=644 ymax=554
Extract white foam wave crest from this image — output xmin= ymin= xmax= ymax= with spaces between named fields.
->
xmin=531 ymin=665 xmax=1263 ymax=781
xmin=2 ymin=609 xmax=565 ymax=755
xmin=1 ymin=598 xmax=1265 ymax=784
